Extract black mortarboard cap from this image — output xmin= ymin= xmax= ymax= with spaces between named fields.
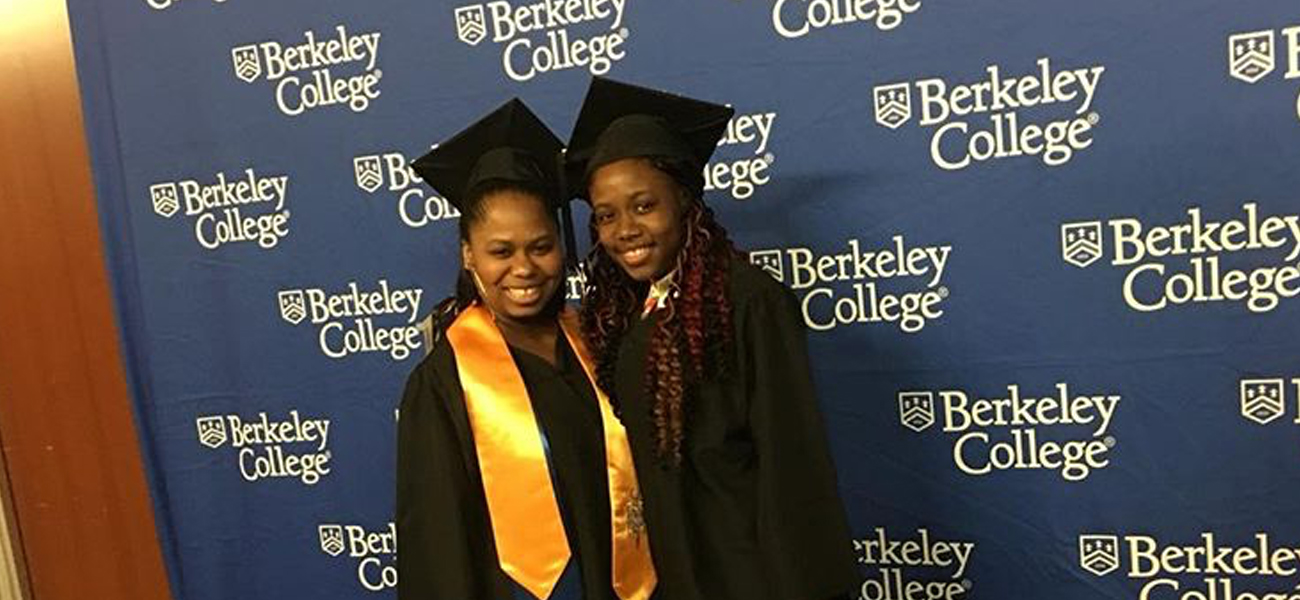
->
xmin=411 ymin=98 xmax=565 ymax=214
xmin=412 ymin=99 xmax=580 ymax=269
xmin=565 ymin=77 xmax=735 ymax=198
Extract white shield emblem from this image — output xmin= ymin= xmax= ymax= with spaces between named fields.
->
xmin=196 ymin=416 xmax=228 ymax=449
xmin=279 ymin=290 xmax=307 ymax=325
xmin=454 ymin=5 xmax=488 ymax=46
xmin=898 ymin=391 xmax=935 ymax=433
xmin=748 ymin=250 xmax=784 ymax=283
xmin=873 ymin=83 xmax=912 ymax=130
xmin=354 ymin=156 xmax=384 ymax=193
xmin=1240 ymin=378 xmax=1285 ymax=425
xmin=1078 ymin=534 xmax=1119 ymax=577
xmin=150 ymin=183 xmax=180 ymax=218
xmin=231 ymin=45 xmax=262 ymax=83
xmin=318 ymin=525 xmax=345 ymax=557
xmin=1229 ymin=30 xmax=1275 ymax=84
xmin=1061 ymin=221 xmax=1103 ymax=268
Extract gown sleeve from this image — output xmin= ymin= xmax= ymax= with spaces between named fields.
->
xmin=741 ymin=283 xmax=860 ymax=599
xmin=396 ymin=354 xmax=499 ymax=599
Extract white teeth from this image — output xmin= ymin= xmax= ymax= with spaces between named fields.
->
xmin=504 ymin=286 xmax=539 ymax=301
xmin=623 ymin=247 xmax=651 ymax=262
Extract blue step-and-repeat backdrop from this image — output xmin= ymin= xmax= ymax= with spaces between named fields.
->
xmin=66 ymin=1 xmax=1300 ymax=599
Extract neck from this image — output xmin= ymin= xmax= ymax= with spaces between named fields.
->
xmin=496 ymin=313 xmax=553 ymax=334
xmin=490 ymin=305 xmax=560 ymax=344
xmin=490 ymin=305 xmax=561 ymax=366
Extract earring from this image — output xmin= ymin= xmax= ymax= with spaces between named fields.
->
xmin=469 ymin=269 xmax=488 ymax=297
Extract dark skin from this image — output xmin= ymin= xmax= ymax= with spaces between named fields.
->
xmin=588 ymin=158 xmax=688 ymax=282
xmin=460 ymin=190 xmax=565 ymax=365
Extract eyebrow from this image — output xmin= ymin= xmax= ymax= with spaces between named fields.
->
xmin=482 ymin=232 xmax=556 ymax=245
xmin=594 ymin=189 xmax=653 ymax=207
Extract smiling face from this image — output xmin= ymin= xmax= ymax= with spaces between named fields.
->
xmin=588 ymin=158 xmax=687 ymax=282
xmin=461 ymin=189 xmax=564 ymax=322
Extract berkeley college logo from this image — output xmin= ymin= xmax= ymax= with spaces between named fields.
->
xmin=1079 ymin=530 xmax=1300 ymax=599
xmin=1227 ymin=25 xmax=1300 ymax=122
xmin=231 ymin=25 xmax=383 ymax=116
xmin=194 ymin=410 xmax=333 ymax=485
xmin=1061 ymin=221 xmax=1103 ymax=268
xmin=452 ymin=0 xmax=629 ymax=82
xmin=316 ymin=522 xmax=398 ymax=592
xmin=1229 ymin=30 xmax=1275 ymax=84
xmin=278 ymin=290 xmax=307 ymax=325
xmin=277 ymin=279 xmax=425 ymax=360
xmin=1239 ymin=376 xmax=1300 ymax=430
xmin=353 ymin=156 xmax=383 ymax=193
xmin=900 ymin=382 xmax=1122 ymax=482
xmin=150 ymin=183 xmax=180 ymax=218
xmin=1078 ymin=534 xmax=1119 ymax=577
xmin=773 ymin=0 xmax=923 ymax=39
xmin=196 ymin=416 xmax=228 ymax=449
xmin=705 ymin=110 xmax=779 ymax=201
xmin=1061 ymin=202 xmax=1300 ymax=314
xmin=873 ymin=56 xmax=1105 ymax=171
xmin=319 ymin=525 xmax=346 ymax=557
xmin=854 ymin=527 xmax=975 ymax=600
xmin=1241 ymin=378 xmax=1285 ymax=425
xmin=455 ymin=5 xmax=488 ymax=45
xmin=147 ymin=168 xmax=291 ymax=251
xmin=750 ymin=249 xmax=784 ymax=281
xmin=873 ymin=83 xmax=911 ymax=130
xmin=231 ymin=45 xmax=261 ymax=83
xmin=352 ymin=151 xmax=460 ymax=228
xmin=897 ymin=391 xmax=935 ymax=433
xmin=748 ymin=234 xmax=953 ymax=334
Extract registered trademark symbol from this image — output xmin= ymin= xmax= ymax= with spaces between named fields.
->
xmin=764 ymin=152 xmax=775 ymax=164
xmin=1088 ymin=112 xmax=1100 ymax=125
xmin=619 ymin=28 xmax=629 ymax=38
xmin=961 ymin=580 xmax=973 ymax=591
xmin=284 ymin=210 xmax=291 ymax=218
xmin=1104 ymin=436 xmax=1116 ymax=448
xmin=938 ymin=286 xmax=949 ymax=298
xmin=375 ymin=70 xmax=383 ymax=78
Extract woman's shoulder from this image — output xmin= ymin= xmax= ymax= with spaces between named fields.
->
xmin=402 ymin=315 xmax=461 ymax=401
xmin=726 ymin=252 xmax=796 ymax=310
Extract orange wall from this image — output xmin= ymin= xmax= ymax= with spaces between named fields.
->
xmin=0 ymin=0 xmax=174 ymax=598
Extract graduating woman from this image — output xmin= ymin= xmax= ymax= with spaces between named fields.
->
xmin=566 ymin=78 xmax=860 ymax=600
xmin=396 ymin=99 xmax=655 ymax=600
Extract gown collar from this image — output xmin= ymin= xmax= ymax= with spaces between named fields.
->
xmin=641 ymin=268 xmax=678 ymax=318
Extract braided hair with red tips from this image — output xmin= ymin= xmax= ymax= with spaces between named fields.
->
xmin=580 ymin=157 xmax=740 ymax=466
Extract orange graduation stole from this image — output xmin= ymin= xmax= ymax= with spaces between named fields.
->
xmin=446 ymin=305 xmax=656 ymax=600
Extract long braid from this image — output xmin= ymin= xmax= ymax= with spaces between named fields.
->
xmin=580 ymin=239 xmax=644 ymax=409
xmin=581 ymin=162 xmax=739 ymax=465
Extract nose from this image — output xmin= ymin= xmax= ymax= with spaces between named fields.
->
xmin=614 ymin=212 xmax=641 ymax=242
xmin=510 ymin=252 xmax=538 ymax=277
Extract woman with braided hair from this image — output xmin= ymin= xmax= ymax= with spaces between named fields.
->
xmin=567 ymin=77 xmax=859 ymax=600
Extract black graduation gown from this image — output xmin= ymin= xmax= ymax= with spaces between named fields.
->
xmin=612 ymin=257 xmax=859 ymax=600
xmin=396 ymin=328 xmax=618 ymax=600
